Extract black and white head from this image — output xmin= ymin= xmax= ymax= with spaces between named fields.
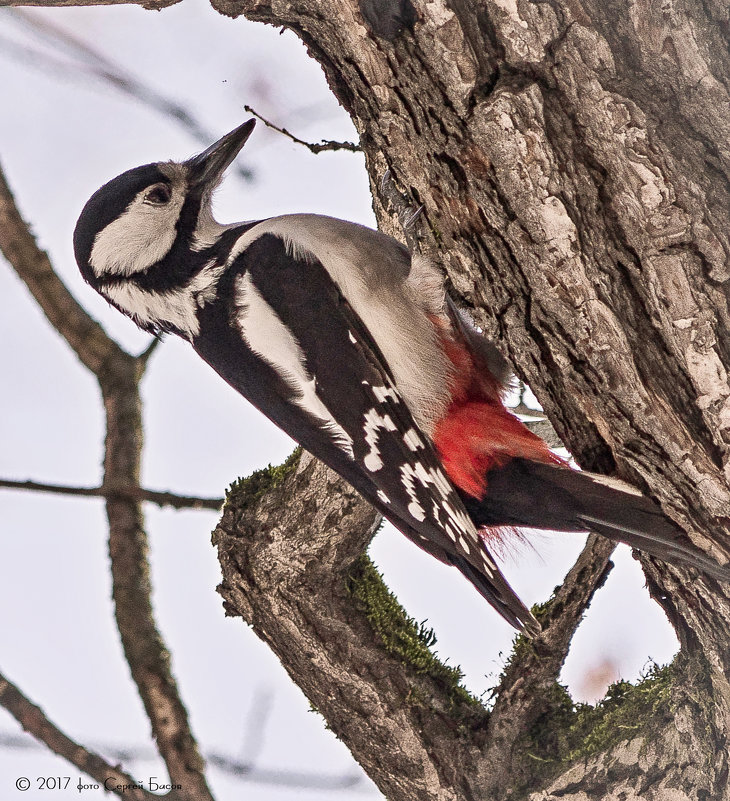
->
xmin=73 ymin=120 xmax=256 ymax=335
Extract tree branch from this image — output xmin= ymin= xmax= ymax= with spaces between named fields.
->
xmin=0 ymin=729 xmax=369 ymax=792
xmin=243 ymin=104 xmax=361 ymax=154
xmin=0 ymin=162 xmax=212 ymax=799
xmin=215 ymin=451 xmax=492 ymax=801
xmin=0 ymin=478 xmax=223 ymax=511
xmin=207 ymin=0 xmax=730 ymax=796
xmin=0 ymin=0 xmax=179 ymax=9
xmin=0 ymin=161 xmax=126 ymax=378
xmin=482 ymin=534 xmax=615 ymax=795
xmin=0 ymin=670 xmax=156 ymax=801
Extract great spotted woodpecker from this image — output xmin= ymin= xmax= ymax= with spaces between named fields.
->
xmin=73 ymin=120 xmax=729 ymax=634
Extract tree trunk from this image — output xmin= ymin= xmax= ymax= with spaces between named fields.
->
xmin=209 ymin=0 xmax=730 ymax=798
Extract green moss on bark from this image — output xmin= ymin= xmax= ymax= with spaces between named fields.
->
xmin=225 ymin=447 xmax=303 ymax=510
xmin=523 ymin=661 xmax=674 ymax=780
xmin=347 ymin=554 xmax=482 ymax=716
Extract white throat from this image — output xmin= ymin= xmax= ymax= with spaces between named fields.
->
xmin=102 ymin=261 xmax=225 ymax=339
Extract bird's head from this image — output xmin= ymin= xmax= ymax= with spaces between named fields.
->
xmin=73 ymin=119 xmax=256 ymax=290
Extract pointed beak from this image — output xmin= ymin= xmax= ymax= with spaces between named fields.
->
xmin=187 ymin=119 xmax=256 ymax=188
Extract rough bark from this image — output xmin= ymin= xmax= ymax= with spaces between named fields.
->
xmin=206 ymin=0 xmax=730 ymax=799
xmin=3 ymin=0 xmax=729 ymax=798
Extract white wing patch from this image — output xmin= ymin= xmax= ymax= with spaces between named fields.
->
xmin=399 ymin=460 xmax=493 ymax=574
xmin=399 ymin=464 xmax=428 ymax=522
xmin=223 ymin=215 xmax=455 ymax=435
xmin=235 ymin=273 xmax=354 ymax=458
xmin=358 ymin=378 xmax=492 ymax=573
xmin=372 ymin=384 xmax=400 ymax=403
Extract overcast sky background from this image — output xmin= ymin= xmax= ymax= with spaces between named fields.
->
xmin=0 ymin=3 xmax=679 ymax=799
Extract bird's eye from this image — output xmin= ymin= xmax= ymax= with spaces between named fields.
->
xmin=144 ymin=184 xmax=172 ymax=205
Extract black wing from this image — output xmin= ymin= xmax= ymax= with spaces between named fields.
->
xmin=194 ymin=232 xmax=538 ymax=633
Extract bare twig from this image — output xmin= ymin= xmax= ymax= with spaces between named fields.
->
xmin=0 ymin=671 xmax=156 ymax=801
xmin=0 ymin=478 xmax=223 ymax=511
xmin=0 ymin=162 xmax=213 ymax=800
xmin=243 ymin=104 xmax=361 ymax=154
xmin=138 ymin=336 xmax=161 ymax=365
xmin=206 ymin=754 xmax=367 ymax=790
xmin=237 ymin=688 xmax=275 ymax=767
xmin=0 ymin=1 xmax=180 ymax=14
xmin=0 ymin=160 xmax=125 ymax=377
xmin=508 ymin=402 xmax=564 ymax=449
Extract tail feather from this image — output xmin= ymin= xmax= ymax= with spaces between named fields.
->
xmin=449 ymin=552 xmax=541 ymax=636
xmin=462 ymin=458 xmax=730 ymax=581
xmin=577 ymin=517 xmax=730 ymax=582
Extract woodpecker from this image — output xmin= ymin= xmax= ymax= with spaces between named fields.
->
xmin=74 ymin=120 xmax=729 ymax=634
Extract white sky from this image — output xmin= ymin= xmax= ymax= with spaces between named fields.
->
xmin=0 ymin=2 xmax=679 ymax=799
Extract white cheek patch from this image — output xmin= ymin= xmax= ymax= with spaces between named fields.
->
xmin=235 ymin=273 xmax=354 ymax=458
xmin=90 ymin=188 xmax=185 ymax=278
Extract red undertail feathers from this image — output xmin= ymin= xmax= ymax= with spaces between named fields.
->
xmin=431 ymin=317 xmax=562 ymax=499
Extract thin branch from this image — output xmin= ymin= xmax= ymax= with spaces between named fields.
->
xmin=243 ymin=104 xmax=361 ymax=153
xmin=482 ymin=534 xmax=616 ymax=790
xmin=237 ymin=687 xmax=275 ymax=767
xmin=138 ymin=336 xmax=161 ymax=366
xmin=507 ymin=402 xmax=564 ymax=449
xmin=206 ymin=754 xmax=367 ymax=790
xmin=0 ymin=478 xmax=223 ymax=511
xmin=0 ymin=162 xmax=213 ymax=800
xmin=0 ymin=160 xmax=125 ymax=378
xmin=0 ymin=671 xmax=156 ymax=801
xmin=494 ymin=534 xmax=615 ymax=703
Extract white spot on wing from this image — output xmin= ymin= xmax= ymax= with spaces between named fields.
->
xmin=403 ymin=428 xmax=425 ymax=451
xmin=363 ymin=408 xmax=397 ymax=471
xmin=372 ymin=384 xmax=400 ymax=404
xmin=400 ymin=458 xmax=493 ymax=574
xmin=377 ymin=490 xmax=391 ymax=504
xmin=236 ymin=273 xmax=354 ymax=458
